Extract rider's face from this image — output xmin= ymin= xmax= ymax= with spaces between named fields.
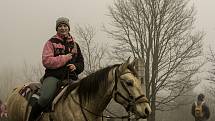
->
xmin=57 ymin=23 xmax=70 ymax=37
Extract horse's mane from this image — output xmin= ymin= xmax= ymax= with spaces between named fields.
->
xmin=63 ymin=64 xmax=119 ymax=102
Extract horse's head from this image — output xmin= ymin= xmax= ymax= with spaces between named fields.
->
xmin=112 ymin=58 xmax=151 ymax=119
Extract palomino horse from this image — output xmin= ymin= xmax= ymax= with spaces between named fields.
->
xmin=6 ymin=58 xmax=151 ymax=121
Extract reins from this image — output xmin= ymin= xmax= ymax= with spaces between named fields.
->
xmin=69 ymin=66 xmax=134 ymax=121
xmin=70 ymin=93 xmax=132 ymax=121
xmin=69 ymin=65 xmax=148 ymax=121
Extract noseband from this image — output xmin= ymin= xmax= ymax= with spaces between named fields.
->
xmin=112 ymin=66 xmax=149 ymax=112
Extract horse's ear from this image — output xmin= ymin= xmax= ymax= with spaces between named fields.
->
xmin=119 ymin=57 xmax=130 ymax=72
xmin=129 ymin=58 xmax=138 ymax=69
xmin=125 ymin=57 xmax=131 ymax=67
xmin=127 ymin=57 xmax=131 ymax=63
xmin=128 ymin=58 xmax=138 ymax=76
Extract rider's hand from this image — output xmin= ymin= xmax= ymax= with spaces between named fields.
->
xmin=67 ymin=64 xmax=76 ymax=71
xmin=67 ymin=53 xmax=73 ymax=57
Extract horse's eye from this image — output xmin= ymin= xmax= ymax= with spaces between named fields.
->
xmin=126 ymin=80 xmax=133 ymax=86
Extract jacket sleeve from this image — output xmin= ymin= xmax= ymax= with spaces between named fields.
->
xmin=191 ymin=103 xmax=195 ymax=117
xmin=203 ymin=103 xmax=210 ymax=119
xmin=73 ymin=43 xmax=84 ymax=75
xmin=42 ymin=40 xmax=72 ymax=69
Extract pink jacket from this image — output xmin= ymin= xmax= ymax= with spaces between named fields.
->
xmin=42 ymin=34 xmax=73 ymax=69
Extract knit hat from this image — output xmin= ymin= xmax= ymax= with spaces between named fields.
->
xmin=56 ymin=17 xmax=70 ymax=31
xmin=197 ymin=93 xmax=205 ymax=101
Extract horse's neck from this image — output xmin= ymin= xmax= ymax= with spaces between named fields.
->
xmin=62 ymin=69 xmax=116 ymax=121
xmin=86 ymin=80 xmax=114 ymax=114
xmin=82 ymin=71 xmax=115 ymax=116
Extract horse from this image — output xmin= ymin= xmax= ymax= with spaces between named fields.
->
xmin=6 ymin=58 xmax=151 ymax=121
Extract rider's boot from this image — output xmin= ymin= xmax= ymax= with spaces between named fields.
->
xmin=28 ymin=102 xmax=43 ymax=121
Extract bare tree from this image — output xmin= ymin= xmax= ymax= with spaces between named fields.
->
xmin=21 ymin=61 xmax=44 ymax=82
xmin=0 ymin=66 xmax=24 ymax=101
xmin=106 ymin=0 xmax=204 ymax=120
xmin=206 ymin=48 xmax=215 ymax=97
xmin=75 ymin=25 xmax=108 ymax=75
xmin=157 ymin=91 xmax=195 ymax=121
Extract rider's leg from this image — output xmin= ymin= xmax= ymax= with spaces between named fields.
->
xmin=38 ymin=76 xmax=60 ymax=107
xmin=28 ymin=76 xmax=60 ymax=121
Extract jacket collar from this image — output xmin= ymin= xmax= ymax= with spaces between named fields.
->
xmin=52 ymin=33 xmax=74 ymax=42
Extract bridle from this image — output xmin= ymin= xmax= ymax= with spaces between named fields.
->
xmin=71 ymin=65 xmax=149 ymax=121
xmin=112 ymin=66 xmax=149 ymax=113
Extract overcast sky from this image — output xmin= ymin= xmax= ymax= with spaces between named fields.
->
xmin=0 ymin=0 xmax=214 ymax=70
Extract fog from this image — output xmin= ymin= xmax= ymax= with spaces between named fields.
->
xmin=0 ymin=0 xmax=113 ymax=69
xmin=0 ymin=0 xmax=214 ymax=70
xmin=0 ymin=0 xmax=215 ymax=120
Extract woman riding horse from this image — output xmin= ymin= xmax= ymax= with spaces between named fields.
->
xmin=7 ymin=58 xmax=151 ymax=121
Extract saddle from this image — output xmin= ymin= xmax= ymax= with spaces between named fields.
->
xmin=19 ymin=82 xmax=41 ymax=101
xmin=19 ymin=80 xmax=79 ymax=112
